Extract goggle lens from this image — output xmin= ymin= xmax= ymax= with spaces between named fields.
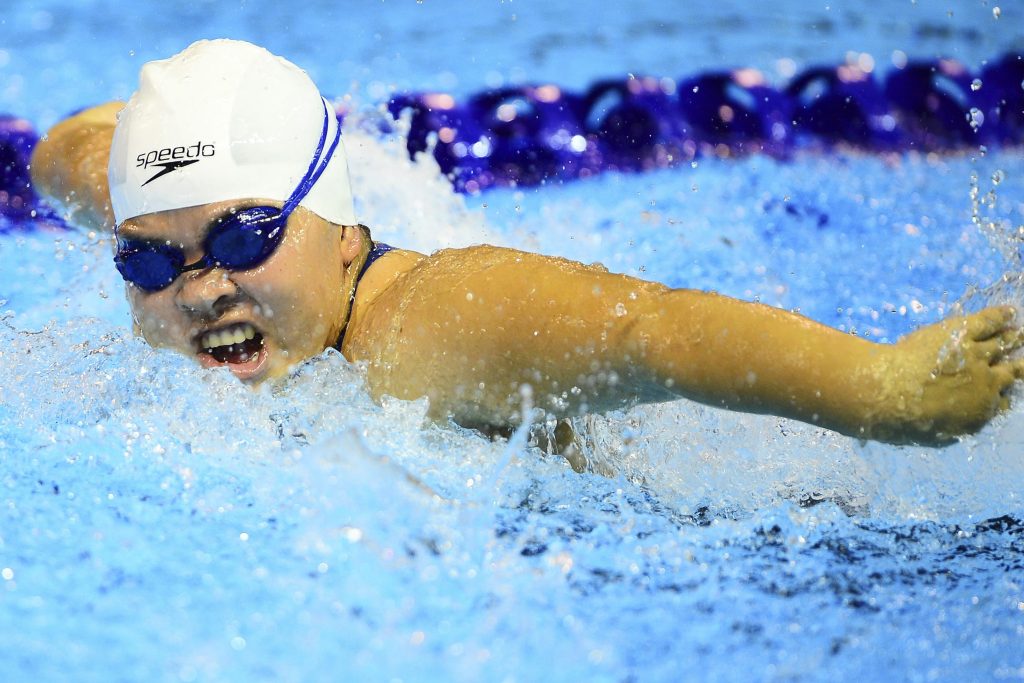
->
xmin=114 ymin=206 xmax=288 ymax=292
xmin=115 ymin=243 xmax=184 ymax=292
xmin=207 ymin=207 xmax=285 ymax=269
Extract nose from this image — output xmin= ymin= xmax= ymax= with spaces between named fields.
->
xmin=174 ymin=267 xmax=241 ymax=319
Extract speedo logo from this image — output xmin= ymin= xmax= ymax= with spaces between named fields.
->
xmin=136 ymin=141 xmax=216 ymax=186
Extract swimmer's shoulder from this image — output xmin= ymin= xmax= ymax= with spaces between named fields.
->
xmin=366 ymin=243 xmax=625 ymax=301
xmin=397 ymin=243 xmax=581 ymax=274
xmin=362 ymin=243 xmax=524 ymax=292
xmin=31 ymin=101 xmax=125 ymax=232
xmin=354 ymin=242 xmax=628 ymax=339
xmin=354 ymin=246 xmax=425 ymax=308
xmin=346 ymin=243 xmax=525 ymax=355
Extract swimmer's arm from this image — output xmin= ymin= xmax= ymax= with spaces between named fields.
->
xmin=29 ymin=102 xmax=122 ymax=232
xmin=359 ymin=247 xmax=1022 ymax=445
xmin=598 ymin=289 xmax=1022 ymax=445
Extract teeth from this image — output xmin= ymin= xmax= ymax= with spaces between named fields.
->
xmin=201 ymin=323 xmax=258 ymax=350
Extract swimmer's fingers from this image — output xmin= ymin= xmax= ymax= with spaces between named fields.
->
xmin=973 ymin=328 xmax=1024 ymax=363
xmin=999 ymin=327 xmax=1024 ymax=351
xmin=990 ymin=360 xmax=1024 ymax=400
xmin=965 ymin=306 xmax=1017 ymax=341
xmin=995 ymin=357 xmax=1024 ymax=379
xmin=991 ymin=363 xmax=1018 ymax=391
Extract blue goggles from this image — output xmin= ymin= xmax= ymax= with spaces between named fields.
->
xmin=114 ymin=99 xmax=341 ymax=293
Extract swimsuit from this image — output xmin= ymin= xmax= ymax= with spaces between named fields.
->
xmin=334 ymin=240 xmax=394 ymax=349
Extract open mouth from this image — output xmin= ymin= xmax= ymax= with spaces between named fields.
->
xmin=198 ymin=322 xmax=265 ymax=364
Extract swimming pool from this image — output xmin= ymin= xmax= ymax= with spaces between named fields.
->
xmin=2 ymin=1 xmax=1024 ymax=681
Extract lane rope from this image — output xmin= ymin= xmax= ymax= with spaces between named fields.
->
xmin=2 ymin=53 xmax=1021 ymax=227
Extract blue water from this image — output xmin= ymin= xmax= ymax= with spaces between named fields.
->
xmin=2 ymin=2 xmax=1024 ymax=681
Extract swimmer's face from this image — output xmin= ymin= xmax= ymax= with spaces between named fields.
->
xmin=117 ymin=200 xmax=362 ymax=384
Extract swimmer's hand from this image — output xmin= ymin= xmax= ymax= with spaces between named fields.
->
xmin=29 ymin=101 xmax=122 ymax=232
xmin=868 ymin=306 xmax=1024 ymax=445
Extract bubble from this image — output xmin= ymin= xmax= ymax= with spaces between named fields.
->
xmin=993 ymin=6 xmax=1001 ymax=18
xmin=971 ymin=79 xmax=982 ymax=92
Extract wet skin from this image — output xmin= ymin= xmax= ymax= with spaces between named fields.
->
xmin=29 ymin=103 xmax=1024 ymax=446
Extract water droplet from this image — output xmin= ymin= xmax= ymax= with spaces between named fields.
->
xmin=971 ymin=78 xmax=982 ymax=91
xmin=967 ymin=107 xmax=985 ymax=130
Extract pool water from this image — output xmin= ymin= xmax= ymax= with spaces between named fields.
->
xmin=2 ymin=2 xmax=1024 ymax=681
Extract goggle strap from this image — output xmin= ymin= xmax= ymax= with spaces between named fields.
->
xmin=281 ymin=98 xmax=342 ymax=218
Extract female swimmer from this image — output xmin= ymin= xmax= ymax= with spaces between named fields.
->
xmin=28 ymin=39 xmax=1024 ymax=447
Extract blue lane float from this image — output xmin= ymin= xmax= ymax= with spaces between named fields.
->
xmin=3 ymin=53 xmax=1023 ymax=227
xmin=387 ymin=52 xmax=1023 ymax=192
xmin=786 ymin=64 xmax=900 ymax=149
xmin=582 ymin=77 xmax=682 ymax=170
xmin=676 ymin=69 xmax=792 ymax=156
xmin=978 ymin=52 xmax=1024 ymax=146
xmin=884 ymin=59 xmax=979 ymax=149
xmin=0 ymin=115 xmax=45 ymax=224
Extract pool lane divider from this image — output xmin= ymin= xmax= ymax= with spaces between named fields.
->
xmin=2 ymin=53 xmax=1022 ymax=228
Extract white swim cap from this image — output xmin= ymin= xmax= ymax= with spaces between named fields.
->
xmin=109 ymin=39 xmax=356 ymax=226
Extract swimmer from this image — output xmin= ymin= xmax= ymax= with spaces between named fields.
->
xmin=29 ymin=39 xmax=1024 ymax=448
